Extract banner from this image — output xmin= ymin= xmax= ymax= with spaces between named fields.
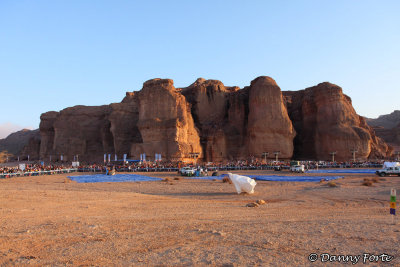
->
xmin=108 ymin=154 xmax=111 ymax=163
xmin=115 ymin=154 xmax=117 ymax=161
xmin=60 ymin=155 xmax=63 ymax=161
xmin=19 ymin=164 xmax=26 ymax=171
xmin=123 ymin=154 xmax=127 ymax=162
xmin=104 ymin=154 xmax=106 ymax=163
xmin=391 ymin=188 xmax=396 ymax=216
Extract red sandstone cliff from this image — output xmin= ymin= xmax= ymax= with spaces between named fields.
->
xmin=31 ymin=77 xmax=391 ymax=163
xmin=130 ymin=79 xmax=202 ymax=161
xmin=246 ymin=77 xmax=295 ymax=159
xmin=181 ymin=76 xmax=295 ymax=161
xmin=283 ymin=82 xmax=390 ymax=161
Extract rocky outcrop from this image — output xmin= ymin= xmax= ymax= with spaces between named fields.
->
xmin=366 ymin=110 xmax=400 ymax=129
xmin=246 ymin=77 xmax=295 ymax=159
xmin=372 ymin=125 xmax=400 ymax=151
xmin=109 ymin=93 xmax=142 ymax=157
xmin=181 ymin=78 xmax=240 ymax=161
xmin=181 ymin=77 xmax=295 ymax=161
xmin=39 ymin=106 xmax=113 ymax=162
xmin=38 ymin=79 xmax=203 ymax=163
xmin=130 ymin=79 xmax=202 ymax=161
xmin=0 ymin=129 xmax=40 ymax=159
xmin=283 ymin=82 xmax=390 ymax=161
xmin=33 ymin=77 xmax=391 ymax=163
xmin=366 ymin=110 xmax=400 ymax=152
xmin=20 ymin=132 xmax=41 ymax=160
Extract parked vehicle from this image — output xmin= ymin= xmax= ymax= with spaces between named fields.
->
xmin=375 ymin=162 xmax=400 ymax=177
xmin=290 ymin=165 xmax=305 ymax=173
xmin=179 ymin=166 xmax=196 ymax=176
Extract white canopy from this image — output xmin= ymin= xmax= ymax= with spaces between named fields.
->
xmin=383 ymin=162 xmax=400 ymax=168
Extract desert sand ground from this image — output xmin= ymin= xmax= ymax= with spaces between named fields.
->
xmin=0 ymin=170 xmax=399 ymax=266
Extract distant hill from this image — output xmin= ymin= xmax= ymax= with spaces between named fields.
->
xmin=366 ymin=110 xmax=400 ymax=152
xmin=0 ymin=129 xmax=40 ymax=158
xmin=366 ymin=110 xmax=400 ymax=129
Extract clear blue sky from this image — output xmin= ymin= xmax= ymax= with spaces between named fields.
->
xmin=0 ymin=0 xmax=399 ymax=137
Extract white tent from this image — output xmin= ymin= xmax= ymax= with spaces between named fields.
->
xmin=383 ymin=162 xmax=400 ymax=168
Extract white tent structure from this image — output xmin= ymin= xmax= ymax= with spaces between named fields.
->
xmin=383 ymin=162 xmax=400 ymax=168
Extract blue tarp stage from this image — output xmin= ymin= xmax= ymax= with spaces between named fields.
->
xmin=68 ymin=174 xmax=162 ymax=183
xmin=306 ymin=169 xmax=376 ymax=174
xmin=249 ymin=175 xmax=343 ymax=182
xmin=188 ymin=174 xmax=343 ymax=182
xmin=68 ymin=173 xmax=343 ymax=183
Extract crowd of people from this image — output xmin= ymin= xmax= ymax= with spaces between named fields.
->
xmin=0 ymin=164 xmax=76 ymax=178
xmin=0 ymin=159 xmax=388 ymax=178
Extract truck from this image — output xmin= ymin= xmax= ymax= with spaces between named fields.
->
xmin=375 ymin=162 xmax=400 ymax=177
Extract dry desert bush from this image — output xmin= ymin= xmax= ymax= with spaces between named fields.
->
xmin=362 ymin=179 xmax=373 ymax=186
xmin=327 ymin=181 xmax=337 ymax=187
xmin=222 ymin=177 xmax=232 ymax=184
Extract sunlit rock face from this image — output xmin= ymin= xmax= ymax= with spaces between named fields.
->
xmin=283 ymin=82 xmax=390 ymax=161
xmin=130 ymin=79 xmax=202 ymax=162
xmin=34 ymin=76 xmax=390 ymax=163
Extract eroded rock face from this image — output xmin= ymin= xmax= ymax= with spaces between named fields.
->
xmin=0 ymin=129 xmax=40 ymax=159
xmin=369 ymin=125 xmax=400 ymax=152
xmin=181 ymin=77 xmax=296 ymax=161
xmin=35 ymin=77 xmax=391 ymax=163
xmin=366 ymin=110 xmax=400 ymax=129
xmin=39 ymin=111 xmax=58 ymax=160
xmin=109 ymin=93 xmax=142 ymax=157
xmin=366 ymin=110 xmax=400 ymax=152
xmin=130 ymin=79 xmax=202 ymax=161
xmin=181 ymin=78 xmax=240 ymax=161
xmin=246 ymin=77 xmax=296 ymax=159
xmin=40 ymin=106 xmax=113 ymax=162
xmin=20 ymin=132 xmax=41 ymax=160
xmin=284 ymin=83 xmax=390 ymax=161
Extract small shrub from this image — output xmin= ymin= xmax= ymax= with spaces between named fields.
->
xmin=222 ymin=177 xmax=232 ymax=184
xmin=362 ymin=181 xmax=373 ymax=186
xmin=327 ymin=181 xmax=337 ymax=187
